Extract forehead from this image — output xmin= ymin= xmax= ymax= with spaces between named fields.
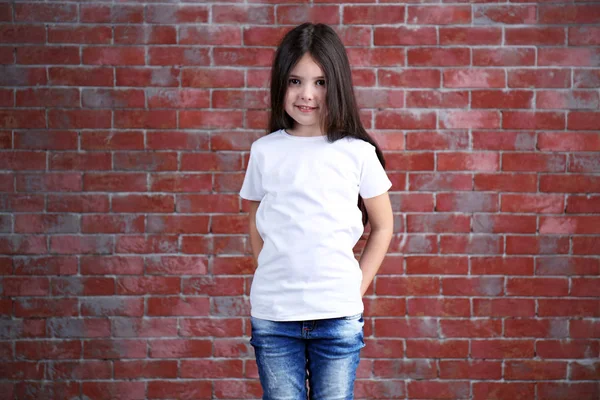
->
xmin=289 ymin=53 xmax=324 ymax=77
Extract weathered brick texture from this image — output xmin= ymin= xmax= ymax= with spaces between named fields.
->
xmin=0 ymin=1 xmax=599 ymax=399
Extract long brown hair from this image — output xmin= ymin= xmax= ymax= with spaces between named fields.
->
xmin=268 ymin=23 xmax=386 ymax=225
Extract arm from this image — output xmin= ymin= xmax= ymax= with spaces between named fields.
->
xmin=358 ymin=192 xmax=394 ymax=296
xmin=248 ymin=200 xmax=264 ymax=267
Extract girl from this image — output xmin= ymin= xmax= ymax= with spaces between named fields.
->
xmin=240 ymin=23 xmax=394 ymax=400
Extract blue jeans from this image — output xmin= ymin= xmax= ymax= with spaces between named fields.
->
xmin=250 ymin=313 xmax=365 ymax=400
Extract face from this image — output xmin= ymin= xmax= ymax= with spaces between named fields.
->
xmin=284 ymin=53 xmax=326 ymax=135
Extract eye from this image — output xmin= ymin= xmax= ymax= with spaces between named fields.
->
xmin=288 ymin=78 xmax=300 ymax=85
xmin=316 ymin=80 xmax=326 ymax=86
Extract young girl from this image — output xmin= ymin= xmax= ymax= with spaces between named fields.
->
xmin=240 ymin=23 xmax=394 ymax=400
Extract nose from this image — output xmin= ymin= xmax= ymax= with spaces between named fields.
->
xmin=300 ymin=84 xmax=314 ymax=101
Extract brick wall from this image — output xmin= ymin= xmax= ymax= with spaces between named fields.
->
xmin=1 ymin=1 xmax=599 ymax=399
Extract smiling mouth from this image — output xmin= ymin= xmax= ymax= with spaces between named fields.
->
xmin=296 ymin=105 xmax=317 ymax=112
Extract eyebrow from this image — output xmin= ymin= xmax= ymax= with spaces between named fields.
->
xmin=289 ymin=75 xmax=325 ymax=79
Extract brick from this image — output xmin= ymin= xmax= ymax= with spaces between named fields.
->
xmin=537 ymin=383 xmax=599 ymax=400
xmin=472 ymin=91 xmax=533 ymax=109
xmin=474 ymin=5 xmax=537 ymax=24
xmin=440 ymin=27 xmax=501 ymax=45
xmin=570 ymin=320 xmax=600 ymax=339
xmin=473 ymin=299 xmax=535 ymax=317
xmin=471 ymin=339 xmax=534 ymax=358
xmin=507 ymin=235 xmax=570 ymax=255
xmin=2 ymin=24 xmax=46 ymax=43
xmin=538 ymin=132 xmax=600 ymax=152
xmin=507 ymin=360 xmax=568 ymax=380
xmin=570 ymin=361 xmax=600 ymax=380
xmin=374 ymin=27 xmax=437 ymax=46
xmin=540 ymin=216 xmax=600 ymax=234
xmin=49 ymin=110 xmax=112 ymax=129
xmin=440 ymin=235 xmax=503 ymax=255
xmin=409 ymin=173 xmax=473 ymax=191
xmin=213 ymin=47 xmax=274 ymax=67
xmin=538 ymin=300 xmax=600 ymax=317
xmin=407 ymin=381 xmax=470 ymax=400
xmin=374 ymin=319 xmax=438 ymax=338
xmin=406 ymin=340 xmax=469 ymax=358
xmin=473 ymin=48 xmax=535 ymax=67
xmin=473 ymin=383 xmax=535 ymax=400
xmin=502 ymin=194 xmax=564 ymax=213
xmin=80 ymin=4 xmax=143 ymax=24
xmin=408 ymin=6 xmax=471 ymax=25
xmin=503 ymin=153 xmax=565 ymax=172
xmin=569 ymin=27 xmax=600 ymax=46
xmin=277 ymin=5 xmax=340 ymax=25
xmin=472 ymin=214 xmax=537 ymax=234
xmin=344 ymin=6 xmax=405 ymax=24
xmin=147 ymin=381 xmax=212 ymax=399
xmin=348 ymin=48 xmax=405 ymax=67
xmin=508 ymin=69 xmax=570 ymax=88
xmin=438 ymin=152 xmax=499 ymax=171
xmin=443 ymin=69 xmax=505 ymax=88
xmin=539 ymin=48 xmax=600 ymax=67
xmin=540 ymin=174 xmax=600 ymax=193
xmin=539 ymin=5 xmax=600 ymax=24
xmin=471 ymin=257 xmax=534 ymax=276
xmin=408 ymin=48 xmax=470 ymax=67
xmin=355 ymin=379 xmax=406 ymax=399
xmin=569 ymin=154 xmax=600 ymax=173
xmin=502 ymin=111 xmax=565 ymax=130
xmin=505 ymin=27 xmax=566 ymax=46
xmin=116 ymin=67 xmax=179 ymax=87
xmin=243 ymin=27 xmax=290 ymax=47
xmin=17 ymin=88 xmax=80 ymax=108
xmin=145 ymin=5 xmax=207 ymax=24
xmin=213 ymin=5 xmax=273 ymax=24
xmin=406 ymin=90 xmax=468 ymax=108
xmin=406 ymin=256 xmax=467 ymax=275
xmin=567 ymin=195 xmax=600 ymax=213
xmin=373 ymin=359 xmax=436 ymax=380
xmin=355 ymin=89 xmax=404 ymax=109
xmin=442 ymin=277 xmax=504 ymax=297
xmin=15 ymin=3 xmax=77 ymax=23
xmin=505 ymin=319 xmax=568 ymax=338
xmin=375 ymin=110 xmax=436 ymax=130
xmin=407 ymin=214 xmax=470 ymax=233
xmin=569 ymin=112 xmax=600 ymax=130
xmin=536 ymin=257 xmax=600 ymax=276
xmin=537 ymin=340 xmax=600 ymax=359
xmin=364 ymin=297 xmax=406 ymax=317
xmin=439 ymin=360 xmax=501 ymax=380
xmin=114 ymin=360 xmax=177 ymax=379
xmin=408 ymin=298 xmax=470 ymax=317
xmin=573 ymin=237 xmax=600 ymax=255
xmin=83 ymin=47 xmax=145 ymax=66
xmin=115 ymin=26 xmax=176 ymax=45
xmin=440 ymin=111 xmax=500 ymax=129
xmin=538 ymin=90 xmax=599 ymax=110
xmin=575 ymin=70 xmax=600 ymax=88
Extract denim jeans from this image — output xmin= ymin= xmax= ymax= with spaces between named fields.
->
xmin=250 ymin=313 xmax=365 ymax=400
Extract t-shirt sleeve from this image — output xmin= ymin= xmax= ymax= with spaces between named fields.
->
xmin=240 ymin=145 xmax=265 ymax=201
xmin=359 ymin=144 xmax=392 ymax=199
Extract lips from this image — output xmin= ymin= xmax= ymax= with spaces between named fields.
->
xmin=296 ymin=105 xmax=317 ymax=112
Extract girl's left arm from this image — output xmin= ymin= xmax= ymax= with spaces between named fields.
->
xmin=359 ymin=192 xmax=394 ymax=296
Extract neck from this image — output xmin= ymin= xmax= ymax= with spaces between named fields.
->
xmin=287 ymin=125 xmax=324 ymax=137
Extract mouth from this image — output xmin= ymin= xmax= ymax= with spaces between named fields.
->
xmin=296 ymin=105 xmax=318 ymax=113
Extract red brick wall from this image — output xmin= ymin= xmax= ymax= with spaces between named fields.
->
xmin=1 ymin=1 xmax=599 ymax=399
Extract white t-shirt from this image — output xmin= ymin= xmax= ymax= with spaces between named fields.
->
xmin=240 ymin=129 xmax=392 ymax=321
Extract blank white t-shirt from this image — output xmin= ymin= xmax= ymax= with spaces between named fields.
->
xmin=240 ymin=129 xmax=392 ymax=321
